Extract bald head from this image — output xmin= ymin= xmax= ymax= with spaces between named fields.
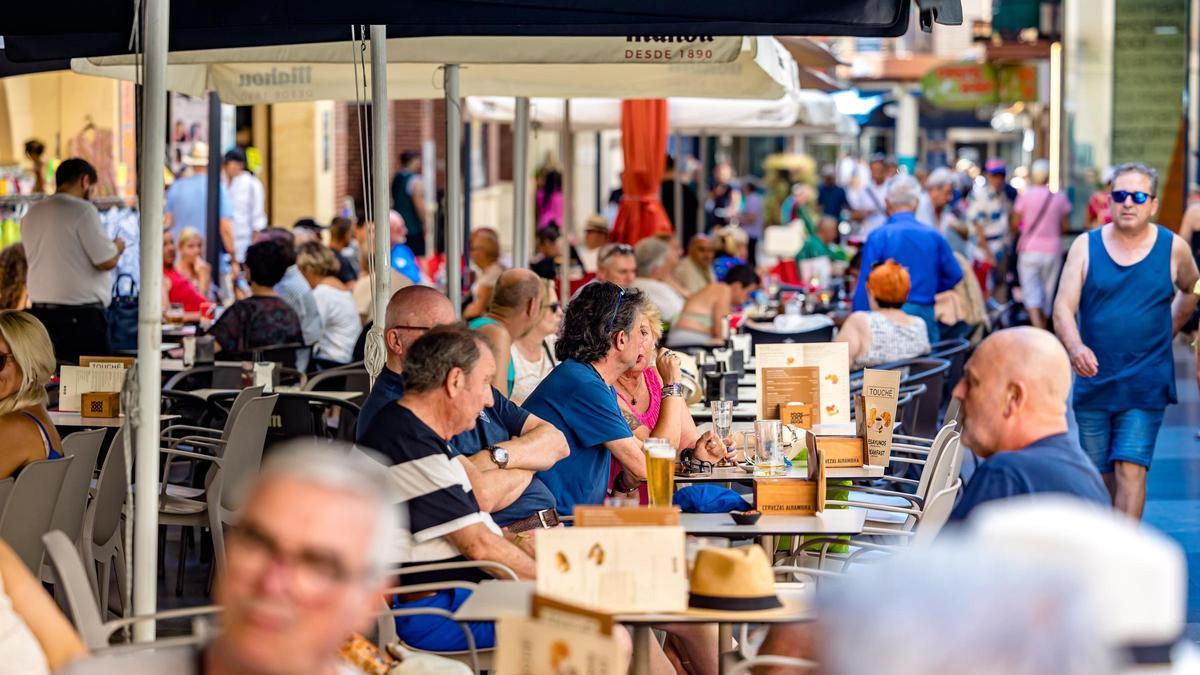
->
xmin=954 ymin=327 xmax=1072 ymax=457
xmin=492 ymin=268 xmax=542 ymax=312
xmin=383 ymin=286 xmax=455 ymax=371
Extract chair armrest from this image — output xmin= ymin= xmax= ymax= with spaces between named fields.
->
xmin=388 ymin=560 xmax=519 ymax=581
xmin=886 ymin=456 xmax=926 ymax=466
xmin=826 ymin=499 xmax=920 ymax=517
xmin=838 ymin=486 xmax=925 ymax=509
xmin=161 ymin=424 xmax=222 ymax=438
xmin=892 ymin=434 xmax=934 ymax=445
xmin=384 ymin=581 xmax=479 ymax=596
xmin=167 ymin=436 xmax=225 ymax=450
xmin=377 ymin=597 xmax=482 ymax=674
xmin=770 ymin=565 xmax=843 ymax=579
xmin=160 ymin=447 xmax=223 ymax=464
xmin=728 ymin=656 xmax=820 ymax=675
xmin=103 ymin=605 xmax=222 ymax=637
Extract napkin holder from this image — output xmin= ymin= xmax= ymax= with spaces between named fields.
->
xmin=81 ymin=392 xmax=120 ymax=418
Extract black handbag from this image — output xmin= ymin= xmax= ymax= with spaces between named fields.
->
xmin=108 ymin=274 xmax=139 ymax=352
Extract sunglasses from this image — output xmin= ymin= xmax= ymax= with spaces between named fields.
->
xmin=1111 ymin=190 xmax=1152 ymax=205
xmin=599 ymin=243 xmax=634 ymax=263
xmin=388 ymin=324 xmax=434 ymax=332
xmin=605 ymin=288 xmax=626 ymax=333
xmin=544 ymin=302 xmax=561 ymax=314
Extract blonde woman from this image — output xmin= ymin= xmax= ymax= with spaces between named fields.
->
xmin=296 ymin=242 xmax=362 ymax=366
xmin=0 ymin=311 xmax=62 ymax=479
xmin=174 ymin=227 xmax=212 ymax=299
xmin=509 ymin=280 xmax=561 ymax=405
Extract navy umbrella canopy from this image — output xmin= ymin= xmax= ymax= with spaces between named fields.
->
xmin=3 ymin=0 xmax=962 ymax=60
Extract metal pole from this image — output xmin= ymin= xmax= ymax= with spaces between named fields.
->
xmin=445 ymin=65 xmax=464 ymax=316
xmin=559 ymin=99 xmax=572 ymax=304
xmin=512 ymin=97 xmax=530 ymax=268
xmin=370 ymin=26 xmax=391 ymax=338
xmin=697 ymin=132 xmax=708 ymax=232
xmin=133 ymin=0 xmax=168 ymax=642
xmin=594 ymin=132 xmax=603 ymax=214
xmin=673 ymin=131 xmax=684 ymax=247
xmin=205 ymin=93 xmax=222 ymax=278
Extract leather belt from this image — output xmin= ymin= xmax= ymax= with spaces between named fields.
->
xmin=32 ymin=302 xmax=104 ymax=310
xmin=506 ymin=508 xmax=560 ymax=534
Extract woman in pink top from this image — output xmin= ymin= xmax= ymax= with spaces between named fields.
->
xmin=536 ymin=169 xmax=564 ymax=230
xmin=1013 ymin=159 xmax=1072 ymax=328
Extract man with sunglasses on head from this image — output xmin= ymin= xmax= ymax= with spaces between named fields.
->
xmin=1054 ymin=162 xmax=1200 ymax=520
xmin=595 ymin=242 xmax=637 ymax=288
xmin=356 ymin=286 xmax=568 ymax=538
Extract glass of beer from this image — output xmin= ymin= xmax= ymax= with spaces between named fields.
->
xmin=644 ymin=438 xmax=676 ymax=507
xmin=754 ymin=420 xmax=785 ymax=476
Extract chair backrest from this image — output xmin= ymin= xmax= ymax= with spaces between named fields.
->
xmin=43 ymin=530 xmax=109 ymax=649
xmin=894 ymin=384 xmax=925 ymax=436
xmin=164 ymin=365 xmax=244 ymax=391
xmin=213 ymin=394 xmax=278 ymax=516
xmin=0 ymin=477 xmax=13 ymax=515
xmin=913 ymin=425 xmax=958 ymax=501
xmin=304 ymin=363 xmax=370 ymax=406
xmin=87 ymin=426 xmax=128 ymax=551
xmin=0 ymin=456 xmax=73 ymax=571
xmin=51 ymin=429 xmax=106 ymax=544
xmin=744 ymin=323 xmax=835 ymax=346
xmin=892 ymin=358 xmax=951 ymax=439
xmin=930 ymin=337 xmax=970 ymax=401
xmin=912 ymin=479 xmax=962 ymax=546
xmin=943 ymin=397 xmax=962 ymax=431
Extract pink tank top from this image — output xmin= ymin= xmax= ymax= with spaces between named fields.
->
xmin=617 ymin=366 xmax=663 ymax=429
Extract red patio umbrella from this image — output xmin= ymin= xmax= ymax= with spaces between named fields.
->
xmin=611 ymin=99 xmax=673 ymax=245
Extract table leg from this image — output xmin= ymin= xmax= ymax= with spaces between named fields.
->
xmin=633 ymin=625 xmax=653 ymax=675
xmin=760 ymin=535 xmax=776 ymax=561
xmin=719 ymin=623 xmax=734 ymax=675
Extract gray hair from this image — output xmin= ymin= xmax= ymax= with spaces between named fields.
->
xmin=817 ymin=544 xmax=1114 ymax=675
xmin=886 ymin=174 xmax=922 ymax=208
xmin=251 ymin=441 xmax=403 ymax=580
xmin=1030 ymin=159 xmax=1050 ymax=186
xmin=402 ymin=323 xmax=491 ymax=394
xmin=925 ymin=167 xmax=956 ymax=190
xmin=1112 ymin=162 xmax=1159 ymax=195
xmin=634 ymin=237 xmax=672 ymax=277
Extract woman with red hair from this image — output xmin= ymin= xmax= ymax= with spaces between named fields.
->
xmin=836 ymin=259 xmax=931 ymax=369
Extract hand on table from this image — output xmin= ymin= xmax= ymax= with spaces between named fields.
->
xmin=693 ymin=430 xmax=733 ymax=464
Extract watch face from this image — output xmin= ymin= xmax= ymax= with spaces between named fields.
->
xmin=493 ymin=447 xmax=509 ymax=465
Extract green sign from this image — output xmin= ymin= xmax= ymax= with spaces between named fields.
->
xmin=921 ymin=62 xmax=1039 ymax=110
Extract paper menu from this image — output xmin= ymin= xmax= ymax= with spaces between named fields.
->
xmin=495 ymin=616 xmax=622 ymax=675
xmin=59 ymin=364 xmax=126 ymax=413
xmin=755 ymin=343 xmax=851 ymax=424
xmin=535 ymin=526 xmax=687 ymax=614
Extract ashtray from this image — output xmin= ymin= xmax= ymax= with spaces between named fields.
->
xmin=730 ymin=509 xmax=762 ymax=525
xmin=737 ymin=462 xmax=755 ymax=474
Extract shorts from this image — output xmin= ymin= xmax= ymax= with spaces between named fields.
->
xmin=392 ymin=587 xmax=495 ymax=652
xmin=1074 ymin=407 xmax=1164 ymax=472
xmin=1016 ymin=251 xmax=1062 ymax=315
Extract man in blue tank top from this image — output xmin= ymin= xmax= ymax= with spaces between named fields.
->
xmin=1053 ymin=163 xmax=1200 ymax=519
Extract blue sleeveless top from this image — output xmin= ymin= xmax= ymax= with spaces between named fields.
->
xmin=21 ymin=411 xmax=62 ymax=459
xmin=1074 ymin=225 xmax=1176 ymax=411
xmin=467 ymin=316 xmax=517 ymax=395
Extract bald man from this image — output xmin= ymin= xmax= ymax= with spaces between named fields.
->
xmin=355 ymin=285 xmax=568 ymax=530
xmin=948 ymin=327 xmax=1108 ymax=521
xmin=464 ymin=228 xmax=504 ymax=319
xmin=467 ymin=268 xmax=544 ymax=397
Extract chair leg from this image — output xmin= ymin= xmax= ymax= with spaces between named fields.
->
xmin=111 ymin=543 xmax=128 ymax=618
xmin=175 ymin=526 xmax=190 ymax=597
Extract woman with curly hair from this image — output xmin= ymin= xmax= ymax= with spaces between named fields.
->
xmin=0 ymin=245 xmax=29 ymax=310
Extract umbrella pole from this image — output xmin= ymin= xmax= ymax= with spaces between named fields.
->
xmin=558 ymin=99 xmax=572 ymax=305
xmin=369 ymin=26 xmax=391 ymax=352
xmin=133 ymin=0 xmax=168 ymax=641
xmin=446 ymin=65 xmax=463 ymax=317
xmin=697 ymin=132 xmax=708 ymax=233
xmin=512 ymin=97 xmax=530 ymax=269
xmin=673 ymin=131 xmax=684 ymax=247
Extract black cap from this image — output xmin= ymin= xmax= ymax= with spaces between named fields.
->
xmin=223 ymin=148 xmax=248 ymax=165
xmin=293 ymin=217 xmax=327 ymax=231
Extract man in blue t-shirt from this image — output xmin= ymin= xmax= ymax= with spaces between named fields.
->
xmin=357 ymin=285 xmax=568 ymax=529
xmin=948 ymin=327 xmax=1108 ymax=522
xmin=524 ymin=282 xmax=729 ymax=514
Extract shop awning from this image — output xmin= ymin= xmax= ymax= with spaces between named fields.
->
xmin=3 ymin=1 xmax=961 ymax=61
xmin=70 ymin=36 xmax=798 ymax=102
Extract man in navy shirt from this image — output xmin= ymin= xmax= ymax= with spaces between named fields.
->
xmin=852 ymin=174 xmax=962 ymax=342
xmin=817 ymin=164 xmax=849 ymax=220
xmin=524 ymin=282 xmax=728 ymax=515
xmin=948 ymin=327 xmax=1108 ymax=522
xmin=357 ymin=285 xmax=568 ymax=530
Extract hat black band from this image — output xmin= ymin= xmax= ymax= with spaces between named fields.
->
xmin=688 ymin=593 xmax=783 ymax=612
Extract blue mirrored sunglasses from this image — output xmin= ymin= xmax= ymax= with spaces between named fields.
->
xmin=1111 ymin=190 xmax=1151 ymax=205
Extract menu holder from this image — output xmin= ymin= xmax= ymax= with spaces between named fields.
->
xmin=753 ymin=445 xmax=826 ymax=515
xmin=531 ymin=595 xmax=615 ymax=635
xmin=780 ymin=402 xmax=818 ymax=429
xmin=535 ymin=526 xmax=688 ymax=614
xmin=802 ymin=429 xmax=865 ymax=468
xmin=80 ymin=356 xmax=135 ymax=368
xmin=59 ymin=362 xmax=127 ymax=413
xmin=854 ymin=369 xmax=903 ymax=466
xmin=573 ymin=506 xmax=680 ymax=527
xmin=755 ymin=343 xmax=851 ymax=424
xmin=495 ymin=616 xmax=622 ymax=675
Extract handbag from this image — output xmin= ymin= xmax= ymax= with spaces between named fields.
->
xmin=107 ymin=274 xmax=139 ymax=352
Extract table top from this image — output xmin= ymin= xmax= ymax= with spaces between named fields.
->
xmin=49 ymin=411 xmax=181 ymax=428
xmin=690 ymin=400 xmax=758 ymax=421
xmin=680 ymin=510 xmax=865 ymax=538
xmin=454 ymin=580 xmax=812 ymax=625
xmin=188 ymin=387 xmax=362 ymax=402
xmin=161 ymin=360 xmax=244 ymax=373
xmin=674 ymin=463 xmax=883 ymax=484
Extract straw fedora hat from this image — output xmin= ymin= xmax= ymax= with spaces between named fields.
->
xmin=182 ymin=141 xmax=210 ymax=166
xmin=685 ymin=547 xmax=810 ymax=620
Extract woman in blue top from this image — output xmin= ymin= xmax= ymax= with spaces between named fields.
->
xmin=0 ymin=310 xmax=63 ymax=479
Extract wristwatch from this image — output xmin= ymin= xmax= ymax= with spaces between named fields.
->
xmin=488 ymin=445 xmax=510 ymax=469
xmin=661 ymin=383 xmax=685 ymax=398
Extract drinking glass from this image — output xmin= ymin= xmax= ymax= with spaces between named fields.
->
xmin=754 ymin=420 xmax=784 ymax=476
xmin=740 ymin=431 xmax=758 ymax=467
xmin=644 ymin=438 xmax=676 ymax=507
xmin=710 ymin=401 xmax=733 ymax=444
xmin=166 ymin=303 xmax=185 ymax=326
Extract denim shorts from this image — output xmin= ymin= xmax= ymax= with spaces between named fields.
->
xmin=392 ymin=587 xmax=495 ymax=652
xmin=1075 ymin=407 xmax=1165 ymax=472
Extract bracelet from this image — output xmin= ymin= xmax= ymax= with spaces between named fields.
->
xmin=611 ymin=471 xmax=642 ymax=494
xmin=679 ymin=447 xmax=695 ymax=464
xmin=661 ymin=383 xmax=685 ymax=398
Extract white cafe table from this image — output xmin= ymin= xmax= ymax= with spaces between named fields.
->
xmin=454 ymin=580 xmax=813 ymax=675
xmin=188 ymin=387 xmax=362 ymax=402
xmin=161 ymin=359 xmax=244 ymax=373
xmin=679 ymin=510 xmax=865 ymax=538
xmin=674 ymin=463 xmax=884 ymax=485
xmin=49 ymin=411 xmax=180 ymax=429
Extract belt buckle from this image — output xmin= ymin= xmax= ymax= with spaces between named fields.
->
xmin=537 ymin=509 xmax=552 ymax=529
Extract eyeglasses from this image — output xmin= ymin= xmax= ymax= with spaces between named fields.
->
xmin=605 ymin=288 xmax=626 ymax=333
xmin=599 ymin=243 xmax=634 ymax=263
xmin=1111 ymin=190 xmax=1152 ymax=205
xmin=388 ymin=324 xmax=434 ymax=332
xmin=225 ymin=522 xmax=367 ymax=602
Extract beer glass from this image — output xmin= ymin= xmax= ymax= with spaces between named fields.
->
xmin=710 ymin=401 xmax=733 ymax=445
xmin=754 ymin=420 xmax=785 ymax=476
xmin=644 ymin=438 xmax=676 ymax=507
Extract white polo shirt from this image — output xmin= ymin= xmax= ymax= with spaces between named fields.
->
xmin=21 ymin=193 xmax=118 ymax=307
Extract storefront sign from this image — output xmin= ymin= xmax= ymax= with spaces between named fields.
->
xmin=921 ymin=62 xmax=1039 ymax=110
